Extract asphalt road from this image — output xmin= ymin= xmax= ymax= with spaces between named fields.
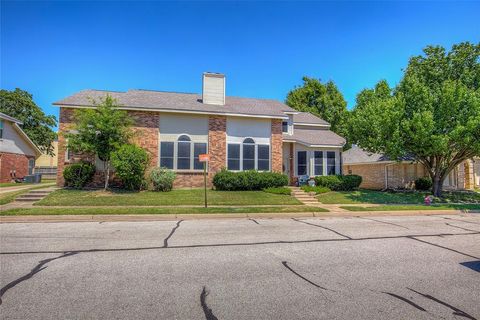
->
xmin=1 ymin=214 xmax=479 ymax=320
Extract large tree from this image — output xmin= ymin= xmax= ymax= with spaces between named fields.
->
xmin=0 ymin=88 xmax=57 ymax=155
xmin=349 ymin=42 xmax=480 ymax=197
xmin=286 ymin=77 xmax=349 ymax=138
xmin=66 ymin=95 xmax=133 ymax=190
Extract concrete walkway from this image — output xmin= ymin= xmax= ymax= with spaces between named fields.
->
xmin=0 ymin=186 xmax=58 ymax=211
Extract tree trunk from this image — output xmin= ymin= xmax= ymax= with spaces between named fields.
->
xmin=104 ymin=160 xmax=110 ymax=190
xmin=432 ymin=177 xmax=443 ymax=197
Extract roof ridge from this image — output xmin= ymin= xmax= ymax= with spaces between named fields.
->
xmin=128 ymin=89 xmax=199 ymax=95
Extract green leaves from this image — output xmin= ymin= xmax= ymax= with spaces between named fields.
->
xmin=350 ymin=41 xmax=480 ymax=196
xmin=0 ymin=88 xmax=57 ymax=155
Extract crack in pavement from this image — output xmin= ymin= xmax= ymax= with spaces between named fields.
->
xmin=445 ymin=223 xmax=479 ymax=233
xmin=382 ymin=292 xmax=426 ymax=312
xmin=200 ymin=286 xmax=219 ymax=320
xmin=1 ymin=231 xmax=479 ymax=256
xmin=407 ymin=288 xmax=477 ymax=320
xmin=248 ymin=218 xmax=259 ymax=225
xmin=408 ymin=237 xmax=479 ymax=260
xmin=291 ymin=218 xmax=352 ymax=239
xmin=358 ymin=217 xmax=409 ymax=229
xmin=163 ymin=220 xmax=183 ymax=248
xmin=281 ymin=261 xmax=329 ymax=290
xmin=0 ymin=251 xmax=77 ymax=306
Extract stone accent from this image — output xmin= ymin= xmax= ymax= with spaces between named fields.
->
xmin=0 ymin=152 xmax=34 ymax=183
xmin=463 ymin=160 xmax=475 ymax=190
xmin=271 ymin=119 xmax=283 ymax=173
xmin=208 ymin=115 xmax=226 ymax=176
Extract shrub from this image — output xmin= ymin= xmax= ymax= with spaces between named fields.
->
xmin=213 ymin=169 xmax=288 ymax=191
xmin=415 ymin=177 xmax=432 ymax=191
xmin=314 ymin=175 xmax=362 ymax=191
xmin=300 ymin=185 xmax=331 ymax=194
xmin=111 ymin=144 xmax=149 ymax=190
xmin=149 ymin=167 xmax=176 ymax=192
xmin=63 ymin=162 xmax=95 ymax=189
xmin=263 ymin=187 xmax=292 ymax=195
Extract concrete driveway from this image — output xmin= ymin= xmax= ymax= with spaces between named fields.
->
xmin=1 ymin=214 xmax=479 ymax=319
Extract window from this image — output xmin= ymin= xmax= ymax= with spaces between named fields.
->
xmin=177 ymin=135 xmax=191 ymax=170
xmin=160 ymin=142 xmax=174 ymax=169
xmin=227 ymin=138 xmax=270 ymax=171
xmin=282 ymin=121 xmax=288 ymax=133
xmin=0 ymin=120 xmax=3 ymax=138
xmin=243 ymin=138 xmax=255 ymax=170
xmin=194 ymin=143 xmax=207 ymax=170
xmin=227 ymin=144 xmax=240 ymax=170
xmin=327 ymin=151 xmax=336 ymax=175
xmin=257 ymin=145 xmax=270 ymax=171
xmin=314 ymin=151 xmax=323 ymax=175
xmin=297 ymin=151 xmax=307 ymax=176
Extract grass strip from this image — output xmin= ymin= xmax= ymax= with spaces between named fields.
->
xmin=36 ymin=189 xmax=302 ymax=206
xmin=0 ymin=183 xmax=55 ymax=205
xmin=340 ymin=204 xmax=480 ymax=212
xmin=1 ymin=206 xmax=328 ymax=216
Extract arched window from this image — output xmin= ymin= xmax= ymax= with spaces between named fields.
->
xmin=243 ymin=138 xmax=255 ymax=170
xmin=177 ymin=135 xmax=191 ymax=169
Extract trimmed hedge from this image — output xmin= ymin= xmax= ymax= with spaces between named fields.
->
xmin=149 ymin=167 xmax=176 ymax=192
xmin=314 ymin=175 xmax=362 ymax=191
xmin=415 ymin=177 xmax=432 ymax=191
xmin=213 ymin=169 xmax=288 ymax=191
xmin=63 ymin=162 xmax=95 ymax=189
xmin=300 ymin=186 xmax=331 ymax=194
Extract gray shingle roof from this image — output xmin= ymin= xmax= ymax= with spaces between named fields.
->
xmin=343 ymin=145 xmax=414 ymax=164
xmin=292 ymin=112 xmax=329 ymax=126
xmin=53 ymin=89 xmax=296 ymax=119
xmin=283 ymin=128 xmax=345 ymax=147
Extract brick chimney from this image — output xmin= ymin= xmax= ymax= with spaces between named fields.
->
xmin=202 ymin=72 xmax=225 ymax=105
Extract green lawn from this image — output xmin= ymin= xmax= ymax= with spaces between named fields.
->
xmin=317 ymin=189 xmax=480 ymax=205
xmin=0 ymin=180 xmax=54 ymax=188
xmin=0 ymin=183 xmax=56 ymax=205
xmin=1 ymin=206 xmax=327 ymax=216
xmin=36 ymin=189 xmax=302 ymax=206
xmin=340 ymin=204 xmax=480 ymax=212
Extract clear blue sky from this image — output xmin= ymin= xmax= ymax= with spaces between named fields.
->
xmin=1 ymin=1 xmax=479 ymax=128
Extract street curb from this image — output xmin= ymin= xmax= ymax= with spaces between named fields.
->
xmin=0 ymin=210 xmax=467 ymax=223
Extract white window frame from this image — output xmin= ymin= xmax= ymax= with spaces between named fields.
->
xmin=226 ymin=137 xmax=271 ymax=172
xmin=159 ymin=134 xmax=208 ymax=172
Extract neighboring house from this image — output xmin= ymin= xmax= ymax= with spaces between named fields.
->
xmin=35 ymin=140 xmax=58 ymax=179
xmin=0 ymin=112 xmax=42 ymax=183
xmin=54 ymin=72 xmax=345 ymax=187
xmin=343 ymin=145 xmax=479 ymax=190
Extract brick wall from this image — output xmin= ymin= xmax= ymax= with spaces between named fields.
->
xmin=0 ymin=152 xmax=33 ymax=183
xmin=343 ymin=162 xmax=427 ymax=190
xmin=57 ymin=107 xmax=160 ymax=187
xmin=271 ymin=119 xmax=283 ymax=173
xmin=208 ymin=115 xmax=226 ymax=177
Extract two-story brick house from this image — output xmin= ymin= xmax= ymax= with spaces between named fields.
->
xmin=54 ymin=73 xmax=345 ymax=187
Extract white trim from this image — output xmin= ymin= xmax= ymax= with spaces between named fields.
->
xmin=284 ymin=140 xmax=344 ymax=148
xmin=54 ymin=105 xmax=289 ymax=120
xmin=294 ymin=122 xmax=330 ymax=128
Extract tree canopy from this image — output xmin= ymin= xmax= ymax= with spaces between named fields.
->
xmin=286 ymin=77 xmax=349 ymax=138
xmin=66 ymin=95 xmax=133 ymax=190
xmin=0 ymin=88 xmax=57 ymax=155
xmin=349 ymin=42 xmax=480 ymax=196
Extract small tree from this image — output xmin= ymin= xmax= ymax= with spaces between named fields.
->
xmin=349 ymin=42 xmax=480 ymax=197
xmin=66 ymin=95 xmax=133 ymax=190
